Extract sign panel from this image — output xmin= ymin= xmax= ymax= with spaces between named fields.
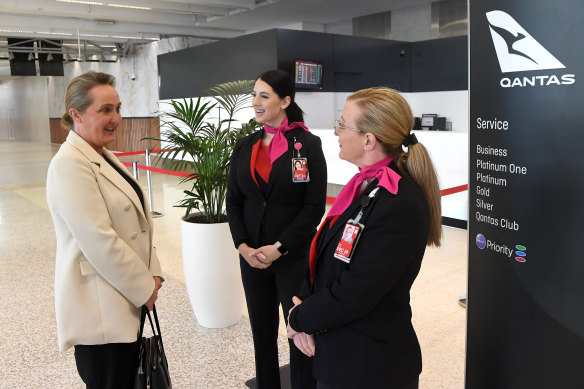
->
xmin=468 ymin=1 xmax=584 ymax=387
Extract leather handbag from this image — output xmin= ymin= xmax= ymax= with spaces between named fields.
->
xmin=134 ymin=305 xmax=172 ymax=389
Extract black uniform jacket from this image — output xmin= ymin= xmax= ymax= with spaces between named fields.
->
xmin=289 ymin=165 xmax=430 ymax=388
xmin=226 ymin=127 xmax=327 ymax=270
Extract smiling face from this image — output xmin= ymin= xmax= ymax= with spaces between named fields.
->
xmin=71 ymin=84 xmax=122 ymax=154
xmin=336 ymin=100 xmax=367 ymax=167
xmin=251 ymin=78 xmax=290 ymax=127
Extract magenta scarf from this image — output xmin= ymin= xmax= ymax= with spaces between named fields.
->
xmin=327 ymin=156 xmax=401 ymax=218
xmin=264 ymin=118 xmax=309 ymax=163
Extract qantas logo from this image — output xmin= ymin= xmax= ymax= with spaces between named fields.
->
xmin=486 ymin=10 xmax=575 ymax=87
xmin=486 ymin=10 xmax=564 ymax=73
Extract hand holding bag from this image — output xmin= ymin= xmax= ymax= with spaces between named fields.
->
xmin=134 ymin=305 xmax=172 ymax=389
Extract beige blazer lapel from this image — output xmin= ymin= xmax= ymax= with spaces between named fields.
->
xmin=101 ymin=148 xmax=148 ymax=220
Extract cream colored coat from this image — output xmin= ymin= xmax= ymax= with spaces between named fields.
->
xmin=46 ymin=130 xmax=163 ymax=351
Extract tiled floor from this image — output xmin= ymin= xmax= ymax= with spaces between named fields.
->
xmin=0 ymin=140 xmax=467 ymax=388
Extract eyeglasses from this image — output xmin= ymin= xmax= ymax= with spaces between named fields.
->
xmin=333 ymin=119 xmax=362 ymax=134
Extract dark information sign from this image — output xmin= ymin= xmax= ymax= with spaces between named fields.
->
xmin=467 ymin=0 xmax=584 ymax=387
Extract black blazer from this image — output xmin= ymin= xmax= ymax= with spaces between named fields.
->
xmin=289 ymin=165 xmax=430 ymax=388
xmin=226 ymin=127 xmax=327 ymax=270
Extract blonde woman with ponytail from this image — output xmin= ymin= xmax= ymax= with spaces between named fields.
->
xmin=287 ymin=87 xmax=441 ymax=389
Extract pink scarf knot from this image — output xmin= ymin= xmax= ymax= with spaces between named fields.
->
xmin=327 ymin=156 xmax=401 ymax=218
xmin=264 ymin=118 xmax=309 ymax=163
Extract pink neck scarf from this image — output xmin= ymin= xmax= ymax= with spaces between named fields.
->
xmin=327 ymin=156 xmax=401 ymax=218
xmin=264 ymin=118 xmax=309 ymax=163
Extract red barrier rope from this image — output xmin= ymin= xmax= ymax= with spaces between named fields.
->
xmin=440 ymin=184 xmax=468 ymax=197
xmin=120 ymin=161 xmax=191 ymax=177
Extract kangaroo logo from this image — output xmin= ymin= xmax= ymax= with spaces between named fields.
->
xmin=486 ymin=10 xmax=565 ymax=73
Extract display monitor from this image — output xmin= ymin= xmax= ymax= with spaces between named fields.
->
xmin=421 ymin=114 xmax=437 ymax=127
xmin=294 ymin=60 xmax=323 ymax=89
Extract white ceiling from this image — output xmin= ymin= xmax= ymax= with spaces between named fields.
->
xmin=0 ymin=0 xmax=435 ymax=76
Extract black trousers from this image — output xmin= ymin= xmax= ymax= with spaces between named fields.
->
xmin=317 ymin=377 xmax=419 ymax=389
xmin=241 ymin=257 xmax=316 ymax=389
xmin=74 ymin=341 xmax=139 ymax=389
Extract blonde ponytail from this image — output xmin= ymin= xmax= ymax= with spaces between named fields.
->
xmin=397 ymin=142 xmax=442 ymax=246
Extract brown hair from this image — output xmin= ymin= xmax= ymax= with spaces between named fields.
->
xmin=347 ymin=87 xmax=442 ymax=246
xmin=61 ymin=71 xmax=116 ymax=130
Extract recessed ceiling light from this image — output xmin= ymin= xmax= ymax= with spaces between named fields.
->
xmin=106 ymin=3 xmax=151 ymax=10
xmin=55 ymin=0 xmax=104 ymax=5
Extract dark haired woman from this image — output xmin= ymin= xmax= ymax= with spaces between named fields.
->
xmin=287 ymin=87 xmax=443 ymax=389
xmin=46 ymin=71 xmax=163 ymax=388
xmin=227 ymin=69 xmax=327 ymax=388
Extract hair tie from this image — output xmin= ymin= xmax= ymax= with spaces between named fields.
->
xmin=402 ymin=133 xmax=418 ymax=147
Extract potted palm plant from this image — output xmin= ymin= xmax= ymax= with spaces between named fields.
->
xmin=147 ymin=80 xmax=260 ymax=328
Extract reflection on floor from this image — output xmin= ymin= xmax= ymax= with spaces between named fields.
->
xmin=0 ymin=140 xmax=467 ymax=388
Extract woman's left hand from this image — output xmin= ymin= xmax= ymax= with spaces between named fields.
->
xmin=287 ymin=296 xmax=315 ymax=356
xmin=252 ymin=244 xmax=282 ymax=264
xmin=292 ymin=332 xmax=315 ymax=357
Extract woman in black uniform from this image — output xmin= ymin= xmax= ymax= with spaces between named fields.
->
xmin=226 ymin=69 xmax=327 ymax=389
xmin=287 ymin=87 xmax=443 ymax=389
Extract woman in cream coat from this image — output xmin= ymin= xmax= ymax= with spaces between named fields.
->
xmin=46 ymin=71 xmax=163 ymax=388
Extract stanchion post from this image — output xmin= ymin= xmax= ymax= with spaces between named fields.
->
xmin=145 ymin=148 xmax=163 ymax=218
xmin=132 ymin=161 xmax=139 ymax=181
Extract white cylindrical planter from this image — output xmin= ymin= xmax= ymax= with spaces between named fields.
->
xmin=181 ymin=217 xmax=244 ymax=328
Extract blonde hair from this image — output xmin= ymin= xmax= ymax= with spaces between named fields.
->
xmin=347 ymin=87 xmax=442 ymax=246
xmin=61 ymin=71 xmax=116 ymax=130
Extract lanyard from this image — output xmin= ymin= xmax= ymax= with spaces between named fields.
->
xmin=353 ymin=187 xmax=379 ymax=224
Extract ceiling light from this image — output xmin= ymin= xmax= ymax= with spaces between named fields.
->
xmin=28 ymin=53 xmax=34 ymax=61
xmin=79 ymin=33 xmax=110 ymax=38
xmin=55 ymin=0 xmax=104 ymax=5
xmin=47 ymin=53 xmax=54 ymax=61
xmin=0 ymin=29 xmax=34 ymax=34
xmin=111 ymin=35 xmax=141 ymax=40
xmin=106 ymin=3 xmax=151 ymax=10
xmin=36 ymin=31 xmax=74 ymax=36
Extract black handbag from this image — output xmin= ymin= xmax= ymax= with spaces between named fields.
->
xmin=134 ymin=305 xmax=172 ymax=389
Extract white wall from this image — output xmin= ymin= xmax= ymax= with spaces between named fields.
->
xmin=0 ymin=77 xmax=50 ymax=142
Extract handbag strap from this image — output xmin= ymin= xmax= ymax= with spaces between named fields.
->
xmin=137 ymin=305 xmax=148 ymax=340
xmin=144 ymin=305 xmax=167 ymax=355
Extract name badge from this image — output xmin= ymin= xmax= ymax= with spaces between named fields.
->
xmin=333 ymin=220 xmax=364 ymax=263
xmin=292 ymin=157 xmax=309 ymax=182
